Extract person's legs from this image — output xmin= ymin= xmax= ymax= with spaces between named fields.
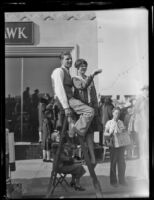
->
xmin=110 ymin=147 xmax=118 ymax=185
xmin=46 ymin=150 xmax=51 ymax=160
xmin=117 ymin=147 xmax=126 ymax=184
xmin=99 ymin=130 xmax=103 ymax=146
xmin=42 ymin=149 xmax=46 ymax=160
xmin=61 ymin=163 xmax=86 ymax=190
xmin=69 ymin=98 xmax=95 ymax=137
xmin=42 ymin=136 xmax=47 ymax=161
xmin=70 ymin=175 xmax=76 ymax=185
xmin=72 ymin=165 xmax=86 ymax=191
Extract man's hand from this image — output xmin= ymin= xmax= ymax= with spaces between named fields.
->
xmin=64 ymin=108 xmax=72 ymax=117
xmin=93 ymin=69 xmax=102 ymax=76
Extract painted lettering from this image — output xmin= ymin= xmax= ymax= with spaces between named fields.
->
xmin=5 ymin=27 xmax=18 ymax=39
xmin=18 ymin=27 xmax=28 ymax=39
xmin=5 ymin=22 xmax=33 ymax=44
xmin=5 ymin=27 xmax=28 ymax=39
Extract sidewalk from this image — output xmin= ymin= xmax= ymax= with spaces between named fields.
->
xmin=10 ymin=158 xmax=149 ymax=198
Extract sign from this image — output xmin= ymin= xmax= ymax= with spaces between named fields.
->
xmin=5 ymin=22 xmax=34 ymax=45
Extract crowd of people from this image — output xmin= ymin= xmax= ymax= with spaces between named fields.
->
xmin=48 ymin=51 xmax=148 ymax=189
xmin=5 ymin=51 xmax=149 ymax=190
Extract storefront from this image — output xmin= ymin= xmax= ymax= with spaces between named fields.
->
xmin=5 ymin=11 xmax=98 ymax=142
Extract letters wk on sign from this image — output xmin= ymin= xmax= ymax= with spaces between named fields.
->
xmin=5 ymin=27 xmax=28 ymax=39
xmin=5 ymin=22 xmax=34 ymax=45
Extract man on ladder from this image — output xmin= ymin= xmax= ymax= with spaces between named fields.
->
xmin=47 ymin=51 xmax=103 ymax=198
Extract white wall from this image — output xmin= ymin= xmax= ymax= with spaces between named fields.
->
xmin=37 ymin=20 xmax=98 ymax=82
xmin=96 ymin=8 xmax=149 ymax=95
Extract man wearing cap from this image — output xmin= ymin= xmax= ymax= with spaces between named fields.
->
xmin=38 ymin=94 xmax=50 ymax=143
xmin=51 ymin=52 xmax=96 ymax=138
xmin=31 ymin=89 xmax=40 ymax=142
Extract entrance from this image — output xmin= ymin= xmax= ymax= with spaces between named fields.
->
xmin=5 ymin=46 xmax=76 ymax=142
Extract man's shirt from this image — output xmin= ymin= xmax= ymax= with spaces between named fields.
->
xmin=51 ymin=66 xmax=70 ymax=109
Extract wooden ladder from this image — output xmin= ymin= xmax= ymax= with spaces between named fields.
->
xmin=46 ymin=116 xmax=103 ymax=198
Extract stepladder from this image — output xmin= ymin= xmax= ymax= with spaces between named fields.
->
xmin=46 ymin=116 xmax=103 ymax=198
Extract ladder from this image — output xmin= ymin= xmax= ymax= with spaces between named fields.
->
xmin=46 ymin=116 xmax=103 ymax=198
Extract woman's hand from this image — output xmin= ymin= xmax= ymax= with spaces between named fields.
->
xmin=93 ymin=69 xmax=102 ymax=76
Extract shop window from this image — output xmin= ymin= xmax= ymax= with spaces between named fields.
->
xmin=5 ymin=57 xmax=60 ymax=142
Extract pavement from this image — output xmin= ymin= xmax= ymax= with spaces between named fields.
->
xmin=9 ymin=158 xmax=149 ymax=198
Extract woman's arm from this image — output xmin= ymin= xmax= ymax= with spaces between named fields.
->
xmin=73 ymin=69 xmax=102 ymax=90
xmin=72 ymin=75 xmax=93 ymax=90
xmin=89 ymin=81 xmax=99 ymax=109
xmin=81 ymin=69 xmax=102 ymax=89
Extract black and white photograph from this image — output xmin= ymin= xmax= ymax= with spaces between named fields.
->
xmin=4 ymin=5 xmax=150 ymax=198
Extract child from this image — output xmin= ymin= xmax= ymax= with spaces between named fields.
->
xmin=42 ymin=109 xmax=54 ymax=162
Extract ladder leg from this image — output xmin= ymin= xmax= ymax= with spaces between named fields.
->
xmin=78 ymin=136 xmax=103 ymax=198
xmin=46 ymin=117 xmax=68 ymax=198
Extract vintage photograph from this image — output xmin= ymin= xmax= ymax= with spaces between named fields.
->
xmin=5 ymin=8 xmax=149 ymax=198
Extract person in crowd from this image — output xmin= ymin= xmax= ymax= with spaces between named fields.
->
xmin=30 ymin=89 xmax=40 ymax=142
xmin=99 ymin=96 xmax=105 ymax=107
xmin=52 ymin=138 xmax=86 ymax=191
xmin=42 ymin=109 xmax=54 ymax=162
xmin=51 ymin=51 xmax=95 ymax=146
xmin=52 ymin=99 xmax=60 ymax=130
xmin=119 ymin=106 xmax=128 ymax=122
xmin=38 ymin=94 xmax=50 ymax=143
xmin=124 ymin=107 xmax=135 ymax=159
xmin=5 ymin=95 xmax=15 ymax=120
xmin=104 ymin=107 xmax=128 ymax=187
xmin=23 ymin=87 xmax=31 ymax=113
xmin=72 ymin=58 xmax=102 ymax=166
xmin=100 ymin=97 xmax=114 ymax=131
xmin=98 ymin=96 xmax=105 ymax=146
xmin=14 ymin=98 xmax=21 ymax=116
xmin=127 ymin=106 xmax=140 ymax=159
xmin=32 ymin=89 xmax=40 ymax=107
xmin=133 ymin=85 xmax=149 ymax=179
xmin=129 ymin=97 xmax=136 ymax=108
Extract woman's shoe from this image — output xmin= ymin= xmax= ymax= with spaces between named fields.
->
xmin=46 ymin=159 xmax=52 ymax=162
xmin=74 ymin=185 xmax=86 ymax=191
xmin=43 ymin=159 xmax=47 ymax=162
